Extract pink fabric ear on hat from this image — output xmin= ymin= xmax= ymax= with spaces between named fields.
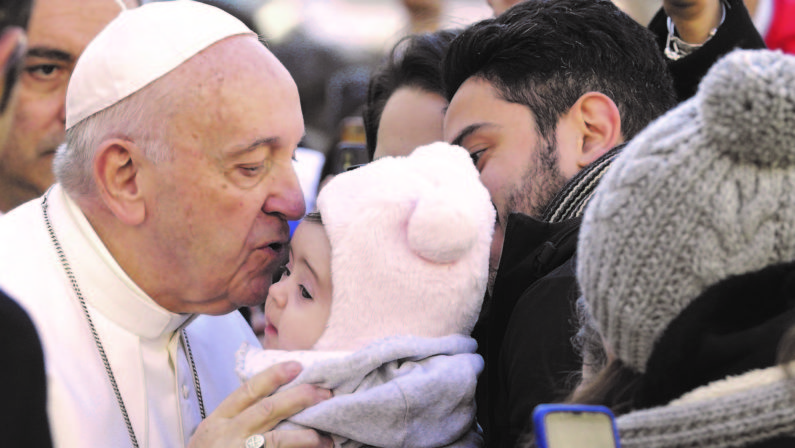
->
xmin=407 ymin=183 xmax=479 ymax=264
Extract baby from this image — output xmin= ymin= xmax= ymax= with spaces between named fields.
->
xmin=236 ymin=143 xmax=495 ymax=447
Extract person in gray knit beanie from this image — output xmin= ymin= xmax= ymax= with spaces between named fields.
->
xmin=569 ymin=49 xmax=795 ymax=448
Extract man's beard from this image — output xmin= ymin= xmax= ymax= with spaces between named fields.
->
xmin=504 ymin=137 xmax=567 ymax=221
xmin=487 ymin=137 xmax=567 ymax=295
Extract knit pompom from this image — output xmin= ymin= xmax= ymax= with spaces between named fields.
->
xmin=700 ymin=50 xmax=795 ymax=166
xmin=407 ymin=185 xmax=477 ymax=264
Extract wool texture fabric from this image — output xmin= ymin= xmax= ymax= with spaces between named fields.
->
xmin=65 ymin=0 xmax=253 ymax=129
xmin=313 ymin=143 xmax=495 ymax=351
xmin=236 ymin=335 xmax=483 ymax=447
xmin=578 ymin=49 xmax=795 ymax=373
xmin=617 ymin=364 xmax=795 ymax=448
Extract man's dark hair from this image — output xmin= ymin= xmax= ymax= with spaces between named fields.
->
xmin=363 ymin=29 xmax=460 ymax=160
xmin=443 ymin=0 xmax=676 ymax=143
xmin=0 ymin=0 xmax=32 ymax=113
xmin=0 ymin=0 xmax=31 ymax=31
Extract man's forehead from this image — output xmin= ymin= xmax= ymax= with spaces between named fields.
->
xmin=28 ymin=0 xmax=123 ymax=52
xmin=444 ymin=78 xmax=501 ymax=137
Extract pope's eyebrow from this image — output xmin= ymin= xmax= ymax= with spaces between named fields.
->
xmin=224 ymin=137 xmax=279 ymax=159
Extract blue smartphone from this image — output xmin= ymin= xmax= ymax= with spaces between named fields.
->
xmin=533 ymin=404 xmax=621 ymax=448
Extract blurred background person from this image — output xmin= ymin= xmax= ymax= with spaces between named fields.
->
xmin=744 ymin=0 xmax=795 ymax=53
xmin=0 ymin=0 xmax=139 ymax=215
xmin=363 ymin=29 xmax=460 ymax=161
xmin=648 ymin=0 xmax=766 ymax=101
xmin=0 ymin=0 xmax=54 ymax=446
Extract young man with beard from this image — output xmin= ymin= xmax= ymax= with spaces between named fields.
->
xmin=442 ymin=1 xmax=677 ymax=445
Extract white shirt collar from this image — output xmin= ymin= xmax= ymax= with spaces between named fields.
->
xmin=51 ymin=185 xmax=192 ymax=339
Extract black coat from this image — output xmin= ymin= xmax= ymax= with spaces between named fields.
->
xmin=476 ymin=145 xmax=625 ymax=448
xmin=0 ymin=289 xmax=52 ymax=448
xmin=476 ymin=214 xmax=583 ymax=448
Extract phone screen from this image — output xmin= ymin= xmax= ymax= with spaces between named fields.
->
xmin=542 ymin=410 xmax=619 ymax=448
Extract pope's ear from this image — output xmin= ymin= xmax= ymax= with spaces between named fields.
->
xmin=573 ymin=92 xmax=623 ymax=168
xmin=93 ymin=139 xmax=146 ymax=225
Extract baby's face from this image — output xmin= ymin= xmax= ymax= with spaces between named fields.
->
xmin=263 ymin=220 xmax=332 ymax=350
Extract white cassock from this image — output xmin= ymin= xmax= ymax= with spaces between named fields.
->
xmin=0 ymin=185 xmax=260 ymax=447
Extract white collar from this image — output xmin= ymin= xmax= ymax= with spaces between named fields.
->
xmin=50 ymin=185 xmax=192 ymax=339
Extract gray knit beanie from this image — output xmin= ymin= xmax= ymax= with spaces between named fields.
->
xmin=578 ymin=49 xmax=795 ymax=373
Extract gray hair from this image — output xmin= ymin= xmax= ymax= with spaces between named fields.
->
xmin=54 ymin=79 xmax=173 ymax=198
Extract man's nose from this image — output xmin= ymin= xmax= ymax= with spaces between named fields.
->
xmin=262 ymin=161 xmax=306 ymax=221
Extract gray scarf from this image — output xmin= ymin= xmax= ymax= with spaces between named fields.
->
xmin=618 ymin=366 xmax=795 ymax=448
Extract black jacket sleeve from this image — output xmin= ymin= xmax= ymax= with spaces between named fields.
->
xmin=492 ymin=258 xmax=582 ymax=448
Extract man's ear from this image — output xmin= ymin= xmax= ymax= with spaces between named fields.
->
xmin=93 ymin=139 xmax=146 ymax=226
xmin=565 ymin=92 xmax=623 ymax=169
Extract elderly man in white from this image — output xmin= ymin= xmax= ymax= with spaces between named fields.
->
xmin=0 ymin=2 xmax=331 ymax=447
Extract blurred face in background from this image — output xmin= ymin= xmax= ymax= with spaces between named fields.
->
xmin=373 ymin=86 xmax=448 ymax=160
xmin=487 ymin=0 xmax=524 ymax=15
xmin=0 ymin=0 xmax=127 ymax=212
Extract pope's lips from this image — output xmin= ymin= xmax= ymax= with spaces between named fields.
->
xmin=256 ymin=240 xmax=288 ymax=257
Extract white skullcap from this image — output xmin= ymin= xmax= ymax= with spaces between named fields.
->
xmin=65 ymin=0 xmax=254 ymax=129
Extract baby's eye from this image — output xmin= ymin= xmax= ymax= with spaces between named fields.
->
xmin=300 ymin=286 xmax=313 ymax=300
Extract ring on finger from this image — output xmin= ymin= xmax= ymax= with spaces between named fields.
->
xmin=245 ymin=434 xmax=265 ymax=448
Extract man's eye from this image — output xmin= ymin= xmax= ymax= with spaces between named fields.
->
xmin=300 ymin=286 xmax=313 ymax=300
xmin=470 ymin=148 xmax=487 ymax=166
xmin=26 ymin=64 xmax=60 ymax=80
